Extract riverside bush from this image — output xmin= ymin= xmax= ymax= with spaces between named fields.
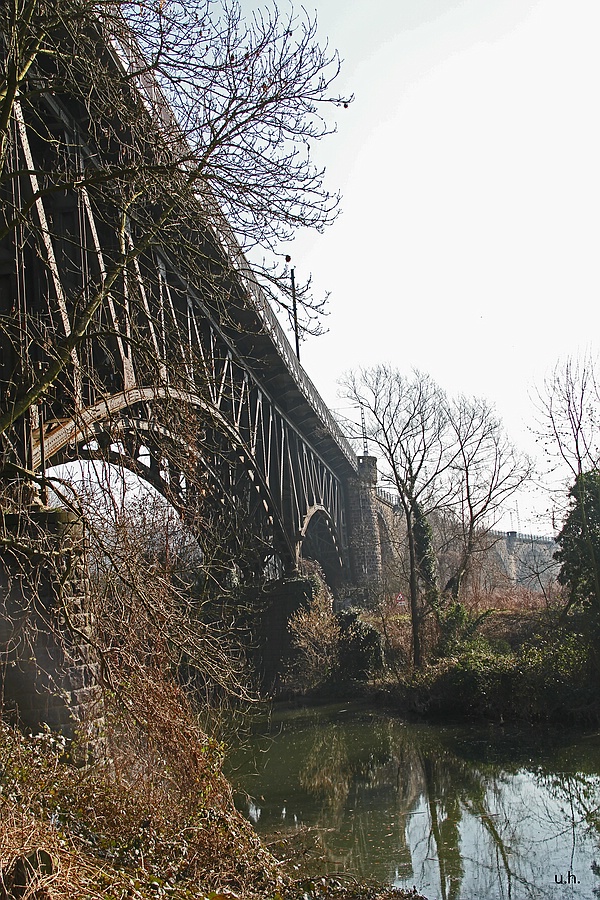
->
xmin=337 ymin=611 xmax=384 ymax=682
xmin=515 ymin=630 xmax=593 ymax=720
xmin=396 ymin=630 xmax=598 ymax=723
xmin=285 ymin=588 xmax=383 ymax=694
xmin=434 ymin=601 xmax=493 ymax=658
xmin=285 ymin=576 xmax=341 ymax=694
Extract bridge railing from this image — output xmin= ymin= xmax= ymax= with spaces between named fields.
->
xmin=109 ymin=20 xmax=358 ymax=475
xmin=371 ymin=500 xmax=557 ymax=547
xmin=489 ymin=529 xmax=556 ymax=545
xmin=376 ymin=487 xmax=400 ymax=507
xmin=238 ymin=265 xmax=358 ymax=472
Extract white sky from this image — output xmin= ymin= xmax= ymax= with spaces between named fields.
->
xmin=262 ymin=0 xmax=600 ymax=535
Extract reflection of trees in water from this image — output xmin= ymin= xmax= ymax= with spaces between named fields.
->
xmin=296 ymin=721 xmax=500 ymax=892
xmin=298 ymin=721 xmax=407 ymax=876
xmin=416 ymin=741 xmax=517 ymax=900
xmin=460 ymin=787 xmax=519 ymax=899
xmin=297 ymin=721 xmax=425 ymax=879
xmin=298 ymin=725 xmax=355 ymax=871
xmin=422 ymin=755 xmax=464 ymax=900
xmin=299 ymin=725 xmax=353 ymax=819
xmin=296 ymin=721 xmax=524 ymax=897
xmin=240 ymin=714 xmax=600 ymax=897
xmin=536 ymin=771 xmax=600 ymax=862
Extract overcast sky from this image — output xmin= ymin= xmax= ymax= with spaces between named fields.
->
xmin=258 ymin=0 xmax=600 ymax=534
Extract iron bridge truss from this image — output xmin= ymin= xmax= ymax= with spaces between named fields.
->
xmin=0 ymin=42 xmax=358 ymax=585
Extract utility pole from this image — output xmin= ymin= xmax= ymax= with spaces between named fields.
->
xmin=290 ymin=266 xmax=300 ymax=360
xmin=286 ymin=256 xmax=300 ymax=361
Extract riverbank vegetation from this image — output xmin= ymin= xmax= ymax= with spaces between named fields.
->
xmin=0 ymin=692 xmax=279 ymax=899
xmin=284 ymin=570 xmax=600 ymax=725
xmin=375 ymin=600 xmax=599 ymax=725
xmin=281 ymin=355 xmax=600 ymax=725
xmin=0 ymin=699 xmax=428 ymax=900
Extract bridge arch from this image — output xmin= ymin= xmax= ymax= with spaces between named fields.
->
xmin=4 ymin=59 xmax=357 ymax=590
xmin=35 ymin=385 xmax=317 ymax=577
xmin=299 ymin=505 xmax=344 ymax=586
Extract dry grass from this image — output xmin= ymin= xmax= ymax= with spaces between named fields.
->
xmin=466 ymin=585 xmax=560 ymax=614
xmin=0 ymin=718 xmax=428 ymax=900
xmin=470 ymin=587 xmax=562 ymax=651
xmin=365 ymin=587 xmax=564 ymax=667
xmin=0 ymin=691 xmax=282 ymax=900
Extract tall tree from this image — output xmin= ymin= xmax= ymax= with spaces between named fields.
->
xmin=536 ymin=355 xmax=600 ymax=610
xmin=443 ymin=394 xmax=531 ymax=598
xmin=535 ymin=354 xmax=600 ymax=484
xmin=342 ymin=367 xmax=531 ymax=665
xmin=342 ymin=367 xmax=456 ymax=667
xmin=554 ymin=469 xmax=600 ymax=612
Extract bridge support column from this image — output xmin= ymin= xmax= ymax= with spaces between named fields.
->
xmin=249 ymin=577 xmax=313 ymax=690
xmin=0 ymin=509 xmax=103 ymax=746
xmin=347 ymin=455 xmax=383 ymax=588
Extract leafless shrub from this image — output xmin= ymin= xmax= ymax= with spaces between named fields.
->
xmin=0 ymin=715 xmax=282 ymax=899
xmin=284 ymin=568 xmax=340 ymax=694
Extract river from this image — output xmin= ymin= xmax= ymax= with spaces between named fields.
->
xmin=228 ymin=702 xmax=600 ymax=900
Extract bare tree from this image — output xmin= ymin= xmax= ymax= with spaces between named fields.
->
xmin=341 ymin=368 xmax=531 ymax=666
xmin=1 ymin=0 xmax=350 ymax=243
xmin=535 ymin=355 xmax=600 ymax=614
xmin=341 ymin=367 xmax=457 ymax=667
xmin=535 ymin=354 xmax=600 ymax=484
xmin=443 ymin=394 xmax=531 ymax=599
xmin=0 ymin=0 xmax=352 ymax=567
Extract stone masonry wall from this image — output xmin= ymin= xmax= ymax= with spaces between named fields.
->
xmin=0 ymin=508 xmax=103 ymax=743
xmin=346 ymin=455 xmax=383 ymax=586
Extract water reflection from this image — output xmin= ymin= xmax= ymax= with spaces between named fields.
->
xmin=229 ymin=705 xmax=600 ymax=900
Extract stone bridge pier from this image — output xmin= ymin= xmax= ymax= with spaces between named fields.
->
xmin=345 ymin=454 xmax=401 ymax=592
xmin=0 ymin=454 xmax=398 ymax=730
xmin=346 ymin=455 xmax=383 ymax=585
xmin=0 ymin=508 xmax=102 ymax=743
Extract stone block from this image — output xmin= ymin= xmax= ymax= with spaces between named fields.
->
xmin=0 ymin=508 xmax=103 ymax=742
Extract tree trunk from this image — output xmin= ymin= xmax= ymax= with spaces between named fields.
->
xmin=406 ymin=515 xmax=422 ymax=668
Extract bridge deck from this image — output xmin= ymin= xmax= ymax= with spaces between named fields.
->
xmin=108 ymin=19 xmax=358 ymax=480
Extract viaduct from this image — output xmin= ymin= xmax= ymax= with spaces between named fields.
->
xmin=0 ymin=15 xmax=556 ymax=733
xmin=0 ymin=13 xmax=385 ymax=732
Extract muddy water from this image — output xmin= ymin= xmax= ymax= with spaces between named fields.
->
xmin=229 ymin=703 xmax=600 ymax=900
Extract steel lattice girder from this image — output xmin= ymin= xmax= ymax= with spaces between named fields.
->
xmin=1 ymin=86 xmax=355 ymax=579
